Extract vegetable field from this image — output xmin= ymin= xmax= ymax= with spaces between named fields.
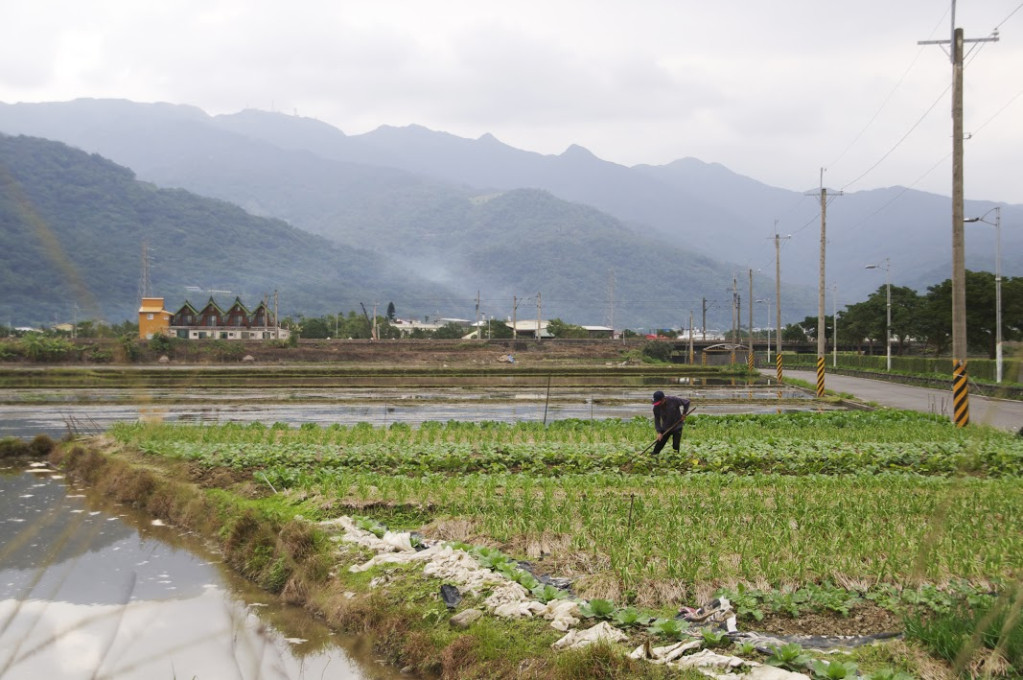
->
xmin=112 ymin=410 xmax=1023 ymax=599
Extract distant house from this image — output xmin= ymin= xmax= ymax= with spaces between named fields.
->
xmin=505 ymin=319 xmax=553 ymax=339
xmin=169 ymin=297 xmax=289 ymax=340
xmin=139 ymin=296 xmax=288 ymax=341
xmin=580 ymin=325 xmax=614 ymax=339
xmin=392 ymin=318 xmax=446 ymax=337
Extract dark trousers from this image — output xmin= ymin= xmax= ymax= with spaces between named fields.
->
xmin=651 ymin=427 xmax=682 ymax=455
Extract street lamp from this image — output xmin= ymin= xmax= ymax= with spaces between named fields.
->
xmin=831 ymin=283 xmax=838 ymax=368
xmin=865 ymin=258 xmax=891 ymax=371
xmin=966 ymin=207 xmax=1002 ymax=383
xmin=756 ymin=298 xmax=772 ymax=362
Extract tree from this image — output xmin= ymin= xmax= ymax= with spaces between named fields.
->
xmin=299 ymin=316 xmax=331 ymax=339
xmin=386 ymin=302 xmax=396 ymax=321
xmin=487 ymin=320 xmax=513 ymax=339
xmin=547 ymin=318 xmax=588 ymax=339
xmin=791 ymin=316 xmax=836 ymax=344
xmin=921 ymin=271 xmax=1008 ymax=357
xmin=434 ymin=322 xmax=468 ymax=339
xmin=782 ymin=323 xmax=808 ymax=344
xmin=841 ymin=285 xmax=924 ymax=356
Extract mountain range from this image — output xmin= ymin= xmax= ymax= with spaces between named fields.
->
xmin=1 ymin=98 xmax=1018 ymax=331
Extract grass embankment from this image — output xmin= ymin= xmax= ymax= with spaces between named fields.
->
xmin=49 ymin=411 xmax=1023 ymax=679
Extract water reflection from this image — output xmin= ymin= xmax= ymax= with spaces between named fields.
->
xmin=0 ymin=467 xmax=407 ymax=680
xmin=0 ymin=383 xmax=821 ymax=440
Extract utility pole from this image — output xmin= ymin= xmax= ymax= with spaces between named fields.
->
xmin=607 ymin=269 xmax=616 ymax=341
xmin=701 ymin=298 xmax=707 ymax=341
xmin=512 ymin=296 xmax=518 ymax=340
xmin=808 ymin=170 xmax=841 ymax=397
xmin=772 ymin=229 xmax=791 ymax=382
xmin=748 ymin=268 xmax=754 ymax=371
xmin=536 ymin=292 xmax=542 ymax=341
xmin=688 ymin=310 xmax=695 ymax=364
xmin=731 ymin=276 xmax=738 ymax=344
xmin=475 ymin=290 xmax=481 ymax=341
xmin=919 ymin=9 xmax=998 ymax=426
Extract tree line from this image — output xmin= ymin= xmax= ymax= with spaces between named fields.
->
xmin=783 ymin=271 xmax=1022 ymax=358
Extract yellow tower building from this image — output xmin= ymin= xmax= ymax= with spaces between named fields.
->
xmin=138 ymin=297 xmax=171 ymax=339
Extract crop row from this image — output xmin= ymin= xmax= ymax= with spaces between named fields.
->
xmin=112 ymin=411 xmax=1023 ymax=594
xmin=317 ymin=471 xmax=1023 ymax=589
xmin=126 ymin=435 xmax=1023 ymax=477
xmin=115 ymin=409 xmax=981 ymax=447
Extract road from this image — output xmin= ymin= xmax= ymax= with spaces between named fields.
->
xmin=782 ymin=369 xmax=1023 ymax=434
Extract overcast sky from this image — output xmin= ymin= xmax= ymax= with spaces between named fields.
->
xmin=2 ymin=1 xmax=1021 ymax=204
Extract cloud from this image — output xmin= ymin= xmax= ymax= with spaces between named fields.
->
xmin=1 ymin=0 xmax=1021 ymax=202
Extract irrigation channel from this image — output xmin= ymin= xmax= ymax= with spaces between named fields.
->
xmin=0 ymin=371 xmax=839 ymax=678
xmin=0 ymin=464 xmax=411 ymax=680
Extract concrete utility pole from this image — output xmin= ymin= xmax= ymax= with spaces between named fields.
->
xmin=731 ymin=276 xmax=738 ymax=343
xmin=918 ymin=7 xmax=998 ymax=426
xmin=607 ymin=269 xmax=616 ymax=341
xmin=773 ymin=231 xmax=791 ymax=382
xmin=688 ymin=310 xmax=695 ymax=364
xmin=808 ymin=171 xmax=841 ymax=397
xmin=536 ymin=292 xmax=542 ymax=341
xmin=748 ymin=268 xmax=754 ymax=371
xmin=702 ymin=298 xmax=707 ymax=341
xmin=475 ymin=290 xmax=481 ymax=341
xmin=512 ymin=296 xmax=518 ymax=340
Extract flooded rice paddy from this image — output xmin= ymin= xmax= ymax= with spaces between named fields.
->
xmin=0 ymin=376 xmax=822 ymax=440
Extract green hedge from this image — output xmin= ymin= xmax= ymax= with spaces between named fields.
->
xmin=778 ymin=352 xmax=1022 ymax=385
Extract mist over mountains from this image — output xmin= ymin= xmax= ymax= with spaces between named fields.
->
xmin=1 ymin=98 xmax=1018 ymax=330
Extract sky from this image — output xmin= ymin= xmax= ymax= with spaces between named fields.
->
xmin=2 ymin=1 xmax=1022 ymax=204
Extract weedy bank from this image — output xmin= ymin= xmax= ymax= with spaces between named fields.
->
xmin=86 ymin=411 xmax=1023 ymax=678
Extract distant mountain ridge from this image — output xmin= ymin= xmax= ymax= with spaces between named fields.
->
xmin=1 ymin=98 xmax=1019 ymax=329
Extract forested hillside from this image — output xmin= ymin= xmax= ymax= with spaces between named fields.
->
xmin=0 ymin=134 xmax=462 ymax=326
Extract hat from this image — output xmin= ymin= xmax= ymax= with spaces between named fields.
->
xmin=652 ymin=390 xmax=665 ymax=403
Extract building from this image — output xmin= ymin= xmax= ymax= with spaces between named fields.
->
xmin=138 ymin=297 xmax=173 ymax=340
xmin=505 ymin=319 xmax=553 ymax=339
xmin=138 ymin=296 xmax=289 ymax=341
xmin=580 ymin=325 xmax=614 ymax=339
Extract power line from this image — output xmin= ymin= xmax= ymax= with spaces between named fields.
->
xmin=839 ymin=84 xmax=951 ymax=193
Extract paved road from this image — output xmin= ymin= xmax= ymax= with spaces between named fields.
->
xmin=782 ymin=369 xmax=1023 ymax=434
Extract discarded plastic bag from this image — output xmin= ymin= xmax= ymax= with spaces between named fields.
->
xmin=551 ymin=621 xmax=628 ymax=651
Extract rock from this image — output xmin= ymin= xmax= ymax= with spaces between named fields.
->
xmin=242 ymin=355 xmax=256 ymax=362
xmin=158 ymin=355 xmax=170 ymax=363
xmin=450 ymin=608 xmax=484 ymax=629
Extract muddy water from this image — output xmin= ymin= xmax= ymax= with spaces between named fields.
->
xmin=0 ymin=382 xmax=820 ymax=440
xmin=0 ymin=465 xmax=410 ymax=680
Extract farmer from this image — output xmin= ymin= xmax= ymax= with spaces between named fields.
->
xmin=650 ymin=390 xmax=691 ymax=455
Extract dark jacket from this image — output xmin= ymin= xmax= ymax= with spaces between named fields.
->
xmin=653 ymin=396 xmax=691 ymax=433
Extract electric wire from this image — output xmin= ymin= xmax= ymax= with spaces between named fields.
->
xmin=826 ymin=9 xmax=948 ymax=189
xmin=839 ymin=84 xmax=950 ymax=194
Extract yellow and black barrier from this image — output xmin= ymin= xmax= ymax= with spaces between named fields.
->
xmin=816 ymin=356 xmax=825 ymax=397
xmin=953 ymin=359 xmax=969 ymax=427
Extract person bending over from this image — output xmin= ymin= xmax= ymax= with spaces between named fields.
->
xmin=650 ymin=390 xmax=691 ymax=455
